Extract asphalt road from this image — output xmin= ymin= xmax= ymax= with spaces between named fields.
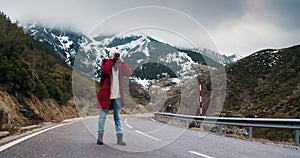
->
xmin=1 ymin=114 xmax=299 ymax=158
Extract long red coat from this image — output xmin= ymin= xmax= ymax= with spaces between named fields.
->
xmin=97 ymin=59 xmax=131 ymax=110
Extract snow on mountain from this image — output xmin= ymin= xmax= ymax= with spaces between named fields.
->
xmin=251 ymin=49 xmax=282 ymax=68
xmin=227 ymin=54 xmax=243 ymax=63
xmin=191 ymin=48 xmax=242 ymax=65
xmin=131 ymin=77 xmax=154 ymax=90
xmin=23 ymin=23 xmax=85 ymax=65
xmin=22 ymin=24 xmax=242 ymax=84
xmin=159 ymin=51 xmax=197 ymax=77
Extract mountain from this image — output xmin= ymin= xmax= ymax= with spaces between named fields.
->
xmin=0 ymin=13 xmax=77 ymax=134
xmin=22 ymin=24 xmax=242 ymax=83
xmin=22 ymin=23 xmax=86 ymax=66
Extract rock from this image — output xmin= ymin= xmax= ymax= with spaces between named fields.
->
xmin=0 ymin=131 xmax=10 ymax=138
xmin=19 ymin=124 xmax=42 ymax=132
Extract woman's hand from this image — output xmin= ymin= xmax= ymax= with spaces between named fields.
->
xmin=117 ymin=57 xmax=124 ymax=63
xmin=109 ymin=52 xmax=115 ymax=60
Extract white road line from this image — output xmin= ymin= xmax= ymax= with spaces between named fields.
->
xmin=124 ymin=118 xmax=133 ymax=128
xmin=135 ymin=130 xmax=162 ymax=142
xmin=188 ymin=151 xmax=215 ymax=158
xmin=150 ymin=117 xmax=156 ymax=122
xmin=126 ymin=124 xmax=133 ymax=129
xmin=0 ymin=121 xmax=76 ymax=152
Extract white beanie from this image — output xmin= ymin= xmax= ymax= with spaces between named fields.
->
xmin=109 ymin=47 xmax=120 ymax=55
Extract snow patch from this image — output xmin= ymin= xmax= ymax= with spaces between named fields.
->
xmin=131 ymin=77 xmax=153 ymax=90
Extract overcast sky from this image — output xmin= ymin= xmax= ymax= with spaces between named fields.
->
xmin=1 ymin=0 xmax=300 ymax=57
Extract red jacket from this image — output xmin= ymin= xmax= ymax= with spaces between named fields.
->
xmin=97 ymin=59 xmax=131 ymax=110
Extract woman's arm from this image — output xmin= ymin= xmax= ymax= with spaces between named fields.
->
xmin=101 ymin=59 xmax=113 ymax=75
xmin=120 ymin=62 xmax=131 ymax=77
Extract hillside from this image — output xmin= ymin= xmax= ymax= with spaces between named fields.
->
xmin=224 ymin=45 xmax=300 ymax=118
xmin=151 ymin=45 xmax=300 ymax=143
xmin=0 ymin=13 xmax=78 ymax=134
xmin=220 ymin=45 xmax=300 ymax=142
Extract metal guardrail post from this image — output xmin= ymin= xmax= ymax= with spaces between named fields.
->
xmin=177 ymin=118 xmax=180 ymax=127
xmin=155 ymin=113 xmax=159 ymax=121
xmin=186 ymin=120 xmax=189 ymax=128
xmin=171 ymin=117 xmax=174 ymax=125
xmin=219 ymin=125 xmax=223 ymax=135
xmin=295 ymin=130 xmax=299 ymax=145
xmin=249 ymin=127 xmax=253 ymax=138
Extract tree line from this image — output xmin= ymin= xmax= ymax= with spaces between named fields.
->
xmin=0 ymin=12 xmax=72 ymax=105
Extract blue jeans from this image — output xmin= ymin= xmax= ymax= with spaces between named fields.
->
xmin=98 ymin=98 xmax=123 ymax=134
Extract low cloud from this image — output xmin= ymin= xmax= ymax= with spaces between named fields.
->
xmin=0 ymin=0 xmax=299 ymax=56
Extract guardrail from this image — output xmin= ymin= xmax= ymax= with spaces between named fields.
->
xmin=153 ymin=112 xmax=300 ymax=145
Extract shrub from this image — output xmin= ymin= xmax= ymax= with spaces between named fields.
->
xmin=34 ymin=83 xmax=49 ymax=99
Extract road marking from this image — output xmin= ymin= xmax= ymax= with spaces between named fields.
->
xmin=188 ymin=151 xmax=215 ymax=158
xmin=150 ymin=117 xmax=156 ymax=122
xmin=124 ymin=118 xmax=133 ymax=128
xmin=126 ymin=124 xmax=133 ymax=129
xmin=135 ymin=130 xmax=162 ymax=142
xmin=0 ymin=122 xmax=76 ymax=152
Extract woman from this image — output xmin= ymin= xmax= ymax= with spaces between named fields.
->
xmin=96 ymin=48 xmax=131 ymax=146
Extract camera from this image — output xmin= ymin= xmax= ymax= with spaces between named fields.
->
xmin=114 ymin=52 xmax=120 ymax=58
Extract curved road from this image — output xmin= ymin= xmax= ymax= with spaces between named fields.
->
xmin=1 ymin=114 xmax=299 ymax=158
